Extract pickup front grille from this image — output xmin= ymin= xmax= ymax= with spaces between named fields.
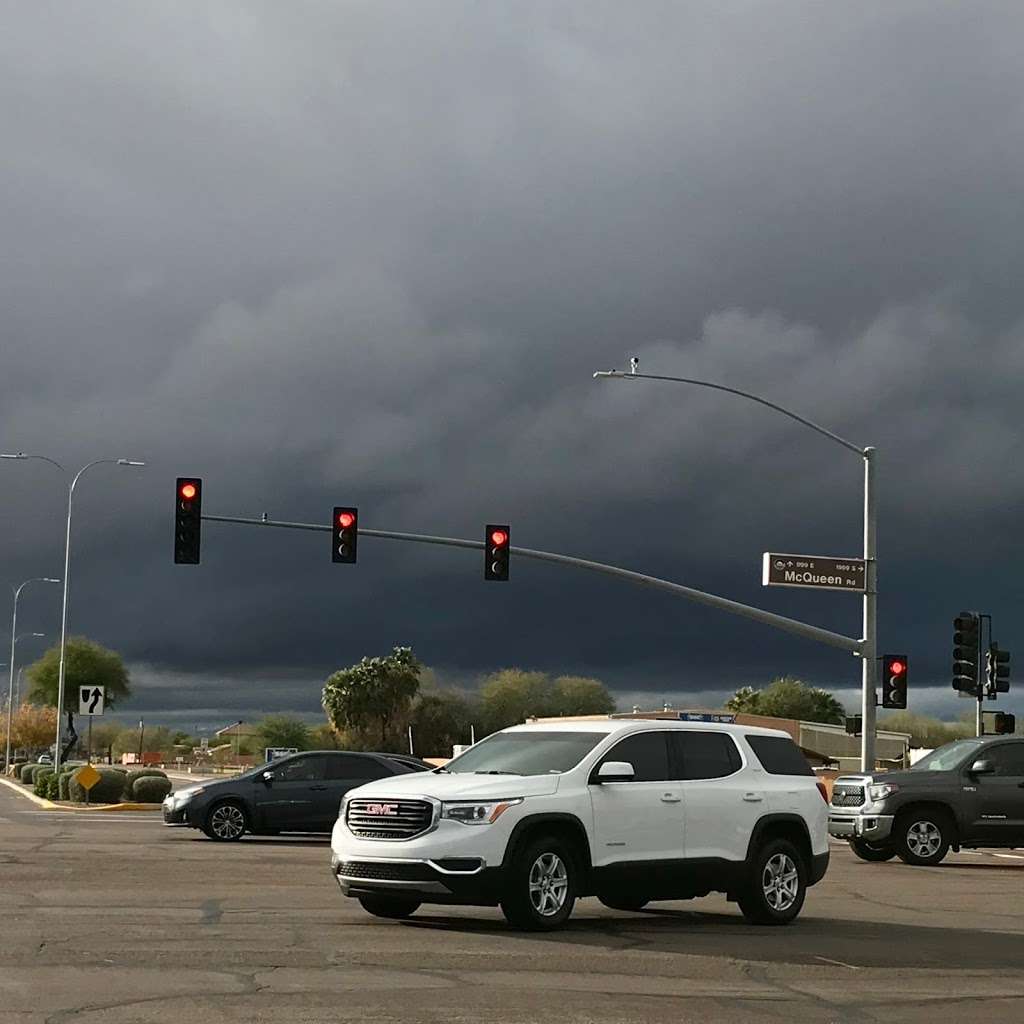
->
xmin=831 ymin=784 xmax=866 ymax=808
xmin=346 ymin=798 xmax=434 ymax=840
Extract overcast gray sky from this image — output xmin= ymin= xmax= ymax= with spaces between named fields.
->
xmin=2 ymin=1 xmax=1021 ymax=730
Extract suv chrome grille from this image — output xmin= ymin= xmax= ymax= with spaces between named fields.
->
xmin=346 ymin=798 xmax=433 ymax=840
xmin=831 ymin=784 xmax=866 ymax=808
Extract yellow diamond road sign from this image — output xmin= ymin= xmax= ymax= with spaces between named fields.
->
xmin=74 ymin=765 xmax=102 ymax=792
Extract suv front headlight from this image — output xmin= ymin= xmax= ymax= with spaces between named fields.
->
xmin=868 ymin=782 xmax=898 ymax=802
xmin=441 ymin=798 xmax=522 ymax=825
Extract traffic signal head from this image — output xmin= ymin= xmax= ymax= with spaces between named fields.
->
xmin=993 ymin=712 xmax=1017 ymax=735
xmin=173 ymin=477 xmax=202 ymax=564
xmin=332 ymin=507 xmax=358 ymax=563
xmin=952 ymin=612 xmax=980 ymax=695
xmin=484 ymin=524 xmax=510 ymax=581
xmin=985 ymin=643 xmax=1011 ymax=699
xmin=881 ymin=654 xmax=908 ymax=709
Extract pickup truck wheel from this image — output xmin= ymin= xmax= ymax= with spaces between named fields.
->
xmin=895 ymin=811 xmax=951 ymax=866
xmin=737 ymin=839 xmax=806 ymax=925
xmin=357 ymin=895 xmax=420 ymax=920
xmin=202 ymin=801 xmax=248 ymax=841
xmin=849 ymin=838 xmax=897 ymax=862
xmin=500 ymin=837 xmax=577 ymax=931
xmin=598 ymin=896 xmax=649 ymax=912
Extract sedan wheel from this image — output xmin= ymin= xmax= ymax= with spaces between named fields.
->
xmin=204 ymin=802 xmax=247 ymax=841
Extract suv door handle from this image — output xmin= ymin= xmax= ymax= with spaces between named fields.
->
xmin=743 ymin=793 xmax=763 ymax=802
xmin=660 ymin=793 xmax=681 ymax=803
xmin=309 ymin=785 xmax=328 ymax=791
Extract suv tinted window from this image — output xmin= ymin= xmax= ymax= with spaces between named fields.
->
xmin=273 ymin=755 xmax=326 ymax=782
xmin=745 ymin=735 xmax=813 ymax=776
xmin=671 ymin=731 xmax=741 ymax=780
xmin=600 ymin=732 xmax=670 ymax=782
xmin=326 ymin=754 xmax=392 ymax=781
xmin=987 ymin=743 xmax=1024 ymax=777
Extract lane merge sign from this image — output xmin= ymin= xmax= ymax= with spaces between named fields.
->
xmin=78 ymin=686 xmax=106 ymax=716
xmin=762 ymin=552 xmax=866 ymax=593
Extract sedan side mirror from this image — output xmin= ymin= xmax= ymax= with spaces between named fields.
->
xmin=969 ymin=759 xmax=995 ymax=775
xmin=595 ymin=760 xmax=635 ymax=783
xmin=261 ymin=770 xmax=274 ymax=786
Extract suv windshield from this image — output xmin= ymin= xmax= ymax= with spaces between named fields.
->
xmin=910 ymin=738 xmax=985 ymax=772
xmin=445 ymin=731 xmax=606 ymax=776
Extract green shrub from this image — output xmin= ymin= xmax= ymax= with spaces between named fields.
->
xmin=30 ymin=763 xmax=53 ymax=784
xmin=131 ymin=776 xmax=172 ymax=803
xmin=33 ymin=768 xmax=55 ymax=797
xmin=43 ymin=774 xmax=61 ymax=800
xmin=123 ymin=768 xmax=167 ymax=798
xmin=20 ymin=762 xmax=38 ymax=783
xmin=67 ymin=767 xmax=128 ymax=804
xmin=7 ymin=760 xmax=26 ymax=777
xmin=58 ymin=770 xmax=77 ymax=801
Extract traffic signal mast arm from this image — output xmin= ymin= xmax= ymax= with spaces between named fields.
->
xmin=200 ymin=512 xmax=863 ymax=655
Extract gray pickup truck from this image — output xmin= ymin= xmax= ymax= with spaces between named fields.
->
xmin=828 ymin=736 xmax=1024 ymax=865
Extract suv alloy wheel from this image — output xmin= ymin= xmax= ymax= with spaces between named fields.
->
xmin=896 ymin=810 xmax=951 ymax=866
xmin=737 ymin=838 xmax=807 ymax=925
xmin=500 ymin=836 xmax=578 ymax=931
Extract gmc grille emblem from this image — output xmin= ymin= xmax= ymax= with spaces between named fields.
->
xmin=364 ymin=803 xmax=399 ymax=816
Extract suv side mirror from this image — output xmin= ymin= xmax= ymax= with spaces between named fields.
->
xmin=969 ymin=759 xmax=995 ymax=775
xmin=261 ymin=770 xmax=274 ymax=786
xmin=595 ymin=761 xmax=635 ymax=783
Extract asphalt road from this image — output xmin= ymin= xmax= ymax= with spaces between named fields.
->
xmin=2 ymin=782 xmax=1023 ymax=1024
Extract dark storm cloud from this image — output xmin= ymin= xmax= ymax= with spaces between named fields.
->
xmin=2 ymin=1 xmax=1022 ymax=727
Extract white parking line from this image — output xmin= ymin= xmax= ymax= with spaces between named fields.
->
xmin=992 ymin=853 xmax=1024 ymax=860
xmin=813 ymin=955 xmax=862 ymax=971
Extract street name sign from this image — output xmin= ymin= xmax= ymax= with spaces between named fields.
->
xmin=78 ymin=686 xmax=105 ymax=716
xmin=762 ymin=552 xmax=866 ymax=593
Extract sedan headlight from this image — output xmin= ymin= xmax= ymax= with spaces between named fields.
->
xmin=441 ymin=798 xmax=522 ymax=825
xmin=868 ymin=782 xmax=898 ymax=802
xmin=170 ymin=786 xmax=205 ymax=808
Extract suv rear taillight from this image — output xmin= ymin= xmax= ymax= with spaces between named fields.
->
xmin=816 ymin=781 xmax=829 ymax=803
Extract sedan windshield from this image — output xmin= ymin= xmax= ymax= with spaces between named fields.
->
xmin=910 ymin=738 xmax=985 ymax=772
xmin=445 ymin=731 xmax=606 ymax=776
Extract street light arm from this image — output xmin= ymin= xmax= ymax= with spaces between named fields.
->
xmin=0 ymin=452 xmax=67 ymax=472
xmin=593 ymin=370 xmax=864 ymax=456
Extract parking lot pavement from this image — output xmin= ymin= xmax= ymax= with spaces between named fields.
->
xmin=2 ymin=784 xmax=1023 ymax=1024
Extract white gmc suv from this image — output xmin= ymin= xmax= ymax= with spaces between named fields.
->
xmin=330 ymin=719 xmax=829 ymax=930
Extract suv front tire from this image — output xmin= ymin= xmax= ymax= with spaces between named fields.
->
xmin=500 ymin=836 xmax=578 ymax=931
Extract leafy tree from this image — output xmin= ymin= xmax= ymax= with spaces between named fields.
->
xmin=26 ymin=637 xmax=131 ymax=712
xmin=2 ymin=703 xmax=59 ymax=753
xmin=479 ymin=669 xmax=552 ymax=733
xmin=409 ymin=691 xmax=477 ymax=757
xmin=726 ymin=677 xmax=845 ymax=725
xmin=309 ymin=723 xmax=342 ymax=750
xmin=113 ymin=725 xmax=173 ymax=758
xmin=549 ymin=676 xmax=615 ymax=717
xmin=322 ymin=647 xmax=422 ymax=748
xmin=88 ymin=721 xmax=122 ymax=762
xmin=879 ymin=711 xmax=973 ymax=748
xmin=254 ymin=715 xmax=311 ymax=753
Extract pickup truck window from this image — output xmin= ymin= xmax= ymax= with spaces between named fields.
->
xmin=910 ymin=738 xmax=985 ymax=771
xmin=445 ymin=731 xmax=606 ymax=775
xmin=987 ymin=744 xmax=1024 ymax=777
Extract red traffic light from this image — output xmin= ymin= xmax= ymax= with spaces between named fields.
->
xmin=490 ymin=529 xmax=508 ymax=547
xmin=337 ymin=511 xmax=356 ymax=529
xmin=179 ymin=482 xmax=197 ymax=500
xmin=890 ymin=660 xmax=905 ymax=675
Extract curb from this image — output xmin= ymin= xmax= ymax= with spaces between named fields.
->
xmin=0 ymin=776 xmax=161 ymax=812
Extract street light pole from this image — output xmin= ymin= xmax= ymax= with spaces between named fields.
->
xmin=2 ymin=454 xmax=145 ymax=770
xmin=593 ymin=367 xmax=879 ymax=771
xmin=53 ymin=459 xmax=146 ymax=768
xmin=6 ymin=578 xmax=60 ymax=769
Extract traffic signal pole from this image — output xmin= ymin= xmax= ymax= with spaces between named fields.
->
xmin=862 ymin=447 xmax=878 ymax=772
xmin=201 ymin=513 xmax=863 ymax=655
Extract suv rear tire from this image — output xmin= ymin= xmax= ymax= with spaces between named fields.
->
xmin=895 ymin=809 xmax=951 ymax=866
xmin=500 ymin=836 xmax=577 ymax=931
xmin=737 ymin=838 xmax=806 ymax=925
xmin=357 ymin=895 xmax=420 ymax=920
xmin=598 ymin=896 xmax=650 ymax=913
xmin=849 ymin=838 xmax=897 ymax=862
